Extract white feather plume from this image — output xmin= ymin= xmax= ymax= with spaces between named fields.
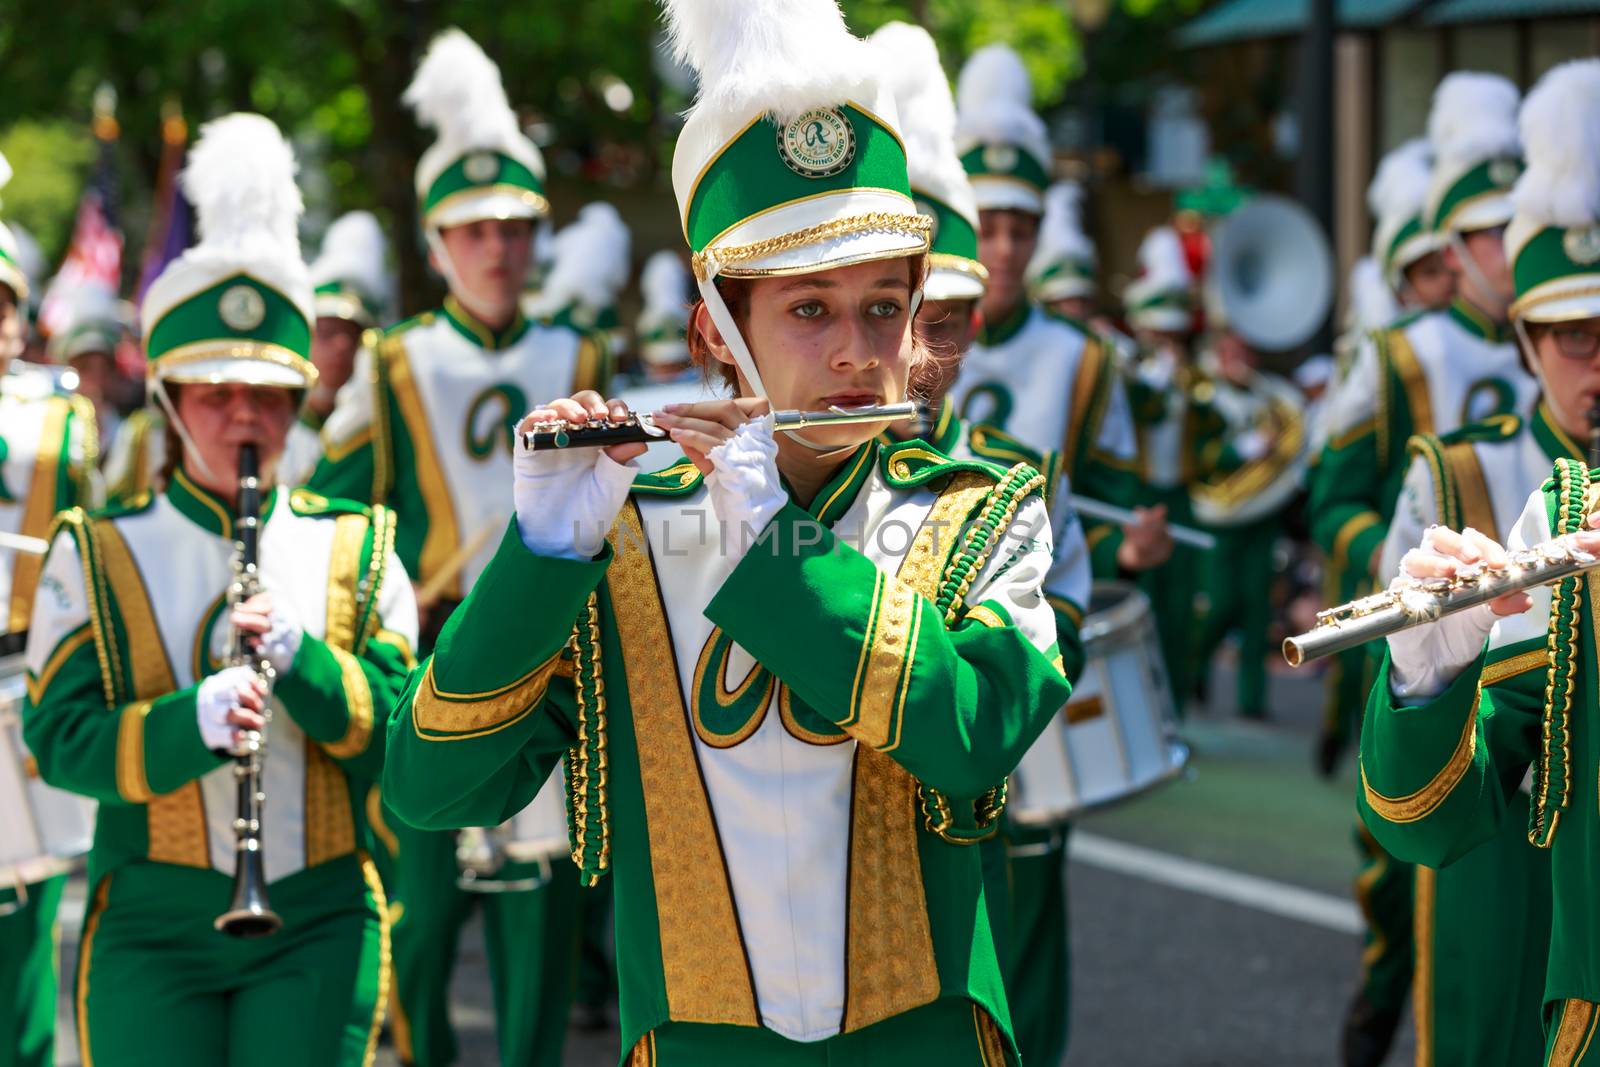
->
xmin=0 ymin=149 xmax=11 ymax=200
xmin=310 ymin=211 xmax=393 ymax=310
xmin=405 ymin=29 xmax=523 ymax=157
xmin=5 ymin=223 xmax=42 ymax=286
xmin=870 ymin=23 xmax=967 ymax=201
xmin=181 ymin=113 xmax=304 ymax=267
xmin=1512 ymin=58 xmax=1600 ymax=230
xmin=1136 ymin=226 xmax=1190 ymax=290
xmin=1428 ymin=72 xmax=1521 ymax=172
xmin=528 ymin=203 xmax=632 ymax=315
xmin=1367 ymin=138 xmax=1432 ymax=222
xmin=1345 ymin=256 xmax=1399 ymax=333
xmin=640 ymin=250 xmax=691 ymax=322
xmin=954 ymin=44 xmax=1050 ymax=168
xmin=1034 ymin=181 xmax=1094 ymax=265
xmin=664 ymin=0 xmax=875 ymax=125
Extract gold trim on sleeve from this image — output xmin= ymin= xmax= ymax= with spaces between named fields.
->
xmin=1549 ymin=999 xmax=1598 ymax=1067
xmin=1481 ymin=648 xmax=1547 ymax=687
xmin=411 ymin=655 xmax=562 ymax=739
xmin=26 ymin=626 xmax=95 ymax=705
xmin=324 ymin=646 xmax=375 ymax=759
xmin=115 ymin=700 xmax=155 ymax=803
xmin=1359 ymin=689 xmax=1479 ymax=824
xmin=1332 ymin=512 xmax=1382 ymax=571
xmin=851 ymin=575 xmax=923 ymax=752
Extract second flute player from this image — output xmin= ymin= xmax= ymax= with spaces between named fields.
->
xmin=382 ymin=2 xmax=1070 ymax=1063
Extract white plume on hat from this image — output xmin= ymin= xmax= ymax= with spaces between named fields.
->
xmin=6 ymin=223 xmax=42 ymax=294
xmin=526 ymin=203 xmax=632 ymax=318
xmin=871 ymin=23 xmax=968 ymax=210
xmin=1136 ymin=226 xmax=1191 ymax=291
xmin=0 ymin=149 xmax=28 ymax=301
xmin=310 ymin=210 xmax=393 ymax=312
xmin=665 ymin=0 xmax=875 ymax=125
xmin=1367 ymin=139 xmax=1432 ymax=227
xmin=636 ymin=249 xmax=692 ymax=365
xmin=1344 ymin=256 xmax=1400 ymax=333
xmin=1428 ymin=72 xmax=1521 ymax=174
xmin=1511 ymin=59 xmax=1600 ymax=232
xmin=0 ymin=149 xmax=11 ymax=201
xmin=954 ymin=44 xmax=1050 ymax=171
xmin=181 ymin=113 xmax=305 ymax=281
xmin=1032 ymin=181 xmax=1095 ymax=269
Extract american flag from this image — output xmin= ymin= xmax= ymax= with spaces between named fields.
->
xmin=38 ymin=127 xmax=123 ymax=338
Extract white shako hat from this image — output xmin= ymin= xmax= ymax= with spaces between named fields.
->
xmin=666 ymin=0 xmax=929 ymax=402
xmin=869 ymin=21 xmax=986 ymax=302
xmin=524 ymin=202 xmax=632 ymax=326
xmin=954 ymin=44 xmax=1052 ymax=215
xmin=47 ymin=282 xmax=126 ymax=364
xmin=406 ymin=28 xmax=548 ymax=232
xmin=636 ymin=250 xmax=693 ymax=366
xmin=1344 ymin=255 xmax=1400 ymax=334
xmin=140 ymin=113 xmax=315 ymax=392
xmin=0 ymin=151 xmax=30 ymax=303
xmin=1124 ymin=225 xmax=1193 ymax=333
xmin=1028 ymin=181 xmax=1096 ymax=302
xmin=1506 ymin=59 xmax=1600 ymax=325
xmin=309 ymin=211 xmax=393 ymax=328
xmin=1368 ymin=138 xmax=1442 ymax=288
xmin=1424 ymin=72 xmax=1523 ymax=236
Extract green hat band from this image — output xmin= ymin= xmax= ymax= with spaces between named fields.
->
xmin=147 ymin=274 xmax=312 ymax=366
xmin=1511 ymin=223 xmax=1600 ymax=319
xmin=314 ymin=280 xmax=380 ymax=326
xmin=960 ymin=143 xmax=1049 ymax=192
xmin=423 ymin=151 xmax=548 ymax=222
xmin=1433 ymin=157 xmax=1522 ymax=233
xmin=684 ymin=104 xmax=912 ymax=253
xmin=1035 ymin=259 xmax=1095 ymax=285
xmin=1386 ymin=216 xmax=1424 ymax=272
xmin=1131 ymin=289 xmax=1191 ymax=314
xmin=914 ymin=191 xmax=978 ymax=263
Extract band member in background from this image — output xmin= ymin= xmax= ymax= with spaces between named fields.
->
xmin=0 ymin=147 xmax=98 ymax=1067
xmin=22 ymin=113 xmax=415 ymax=1067
xmin=385 ymin=2 xmax=1070 ymax=1061
xmin=1358 ymin=58 xmax=1600 ymax=1066
xmin=949 ymin=43 xmax=1171 ymax=580
xmin=310 ymin=30 xmax=605 ymax=1067
xmin=45 ymin=282 xmax=126 ymax=452
xmin=524 ymin=202 xmax=632 ymax=365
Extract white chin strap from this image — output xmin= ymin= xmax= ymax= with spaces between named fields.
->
xmin=152 ymin=379 xmax=219 ymax=483
xmin=1448 ymin=231 xmax=1503 ymax=314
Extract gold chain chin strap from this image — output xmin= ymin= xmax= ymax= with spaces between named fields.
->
xmin=692 ymin=212 xmax=931 ymax=281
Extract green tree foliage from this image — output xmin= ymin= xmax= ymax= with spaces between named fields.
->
xmin=0 ymin=120 xmax=95 ymax=260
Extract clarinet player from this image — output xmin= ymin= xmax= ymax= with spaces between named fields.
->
xmin=20 ymin=114 xmax=417 ymax=1066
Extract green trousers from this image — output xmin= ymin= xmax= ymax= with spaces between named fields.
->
xmin=0 ymin=875 xmax=64 ymax=1067
xmin=629 ymin=997 xmax=1015 ymax=1066
xmin=1003 ymin=823 xmax=1070 ymax=1066
xmin=1197 ymin=516 xmax=1278 ymax=718
xmin=1319 ymin=566 xmax=1372 ymax=762
xmin=575 ymin=880 xmax=616 ymax=1019
xmin=1136 ymin=488 xmax=1199 ymax=715
xmin=75 ymin=855 xmax=385 ymax=1067
xmin=1353 ymin=824 xmax=1413 ymax=1019
xmin=387 ymin=818 xmax=580 ymax=1067
xmin=1415 ymin=791 xmax=1551 ymax=1066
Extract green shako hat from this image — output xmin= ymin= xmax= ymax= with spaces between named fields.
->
xmin=47 ymin=282 xmax=126 ymax=364
xmin=406 ymin=29 xmax=548 ymax=232
xmin=1368 ymin=138 xmax=1442 ymax=288
xmin=667 ymin=0 xmax=929 ymax=401
xmin=140 ymin=113 xmax=315 ymax=391
xmin=635 ymin=250 xmax=692 ymax=366
xmin=1506 ymin=59 xmax=1600 ymax=325
xmin=954 ymin=45 xmax=1052 ymax=215
xmin=870 ymin=21 xmax=986 ymax=302
xmin=1424 ymin=72 xmax=1523 ymax=235
xmin=309 ymin=210 xmax=392 ymax=328
xmin=1124 ymin=226 xmax=1193 ymax=333
xmin=1028 ymin=181 xmax=1096 ymax=303
xmin=0 ymin=151 xmax=30 ymax=304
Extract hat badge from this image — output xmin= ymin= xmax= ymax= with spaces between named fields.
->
xmin=777 ymin=108 xmax=855 ymax=179
xmin=218 ymin=284 xmax=266 ymax=332
xmin=983 ymin=144 xmax=1019 ymax=173
xmin=464 ymin=152 xmax=501 ymax=183
xmin=1564 ymin=225 xmax=1600 ymax=266
xmin=1488 ymin=158 xmax=1520 ymax=188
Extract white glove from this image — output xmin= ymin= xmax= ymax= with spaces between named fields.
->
xmin=254 ymin=597 xmax=302 ymax=676
xmin=196 ymin=666 xmax=262 ymax=754
xmin=514 ymin=436 xmax=637 ymax=561
xmin=1232 ymin=428 xmax=1270 ymax=463
xmin=705 ymin=414 xmax=787 ymax=563
xmin=1387 ymin=527 xmax=1497 ymax=703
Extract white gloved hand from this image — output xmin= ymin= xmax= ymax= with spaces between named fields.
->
xmin=255 ymin=597 xmax=301 ymax=676
xmin=196 ymin=666 xmax=263 ymax=754
xmin=514 ymin=436 xmax=637 ymax=561
xmin=1387 ymin=526 xmax=1498 ymax=702
xmin=705 ymin=414 xmax=787 ymax=563
xmin=1232 ymin=429 xmax=1270 ymax=463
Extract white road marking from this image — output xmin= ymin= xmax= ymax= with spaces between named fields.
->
xmin=1070 ymin=832 xmax=1362 ymax=935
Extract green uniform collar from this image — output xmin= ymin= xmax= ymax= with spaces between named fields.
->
xmin=978 ymin=301 xmax=1032 ymax=347
xmin=168 ymin=465 xmax=277 ymax=539
xmin=785 ymin=441 xmax=878 ymax=527
xmin=1447 ymin=298 xmax=1509 ymax=344
xmin=442 ymin=295 xmax=529 ymax=351
xmin=1533 ymin=402 xmax=1589 ymax=464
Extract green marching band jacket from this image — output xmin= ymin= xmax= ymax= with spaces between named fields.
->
xmin=22 ymin=477 xmax=417 ymax=890
xmin=383 ymin=440 xmax=1073 ymax=1064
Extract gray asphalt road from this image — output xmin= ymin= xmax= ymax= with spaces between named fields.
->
xmin=52 ymin=653 xmax=1414 ymax=1066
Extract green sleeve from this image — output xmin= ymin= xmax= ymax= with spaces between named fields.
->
xmin=1356 ymin=646 xmax=1540 ymax=868
xmin=273 ymin=631 xmax=412 ymax=782
xmin=383 ymin=524 xmax=597 ymax=831
xmin=1309 ymin=427 xmax=1387 ymax=577
xmin=1049 ymin=601 xmax=1087 ymax=687
xmin=1074 ymin=453 xmax=1140 ymax=578
xmin=706 ymin=503 xmax=1072 ymax=800
xmin=308 ymin=439 xmax=378 ymax=505
xmin=23 ymin=630 xmax=226 ymax=805
xmin=1123 ymin=376 xmax=1167 ymax=427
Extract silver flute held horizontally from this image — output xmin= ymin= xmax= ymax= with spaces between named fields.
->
xmin=1283 ymin=533 xmax=1600 ymax=666
xmin=520 ymin=401 xmax=921 ymax=451
xmin=214 ymin=443 xmax=283 ymax=938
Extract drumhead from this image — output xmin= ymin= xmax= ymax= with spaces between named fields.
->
xmin=1080 ymin=581 xmax=1153 ymax=647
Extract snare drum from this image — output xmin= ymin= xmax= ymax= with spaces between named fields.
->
xmin=1007 ymin=581 xmax=1189 ymax=826
xmin=0 ymin=653 xmax=94 ymax=909
xmin=456 ymin=763 xmax=570 ymax=893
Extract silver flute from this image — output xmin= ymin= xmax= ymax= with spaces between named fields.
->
xmin=520 ymin=401 xmax=920 ymax=451
xmin=1283 ymin=533 xmax=1600 ymax=666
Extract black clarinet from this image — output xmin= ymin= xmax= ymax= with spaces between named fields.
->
xmin=1588 ymin=401 xmax=1600 ymax=469
xmin=214 ymin=443 xmax=282 ymax=938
